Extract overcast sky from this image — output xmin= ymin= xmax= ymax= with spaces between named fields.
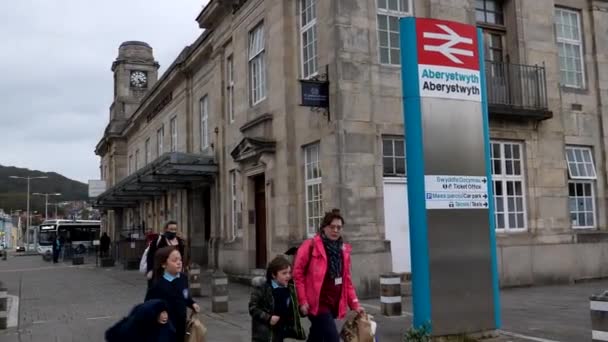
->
xmin=0 ymin=0 xmax=207 ymax=183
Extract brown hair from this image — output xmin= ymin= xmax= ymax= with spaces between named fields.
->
xmin=319 ymin=208 xmax=345 ymax=231
xmin=153 ymin=246 xmax=180 ymax=282
xmin=265 ymin=255 xmax=292 ymax=282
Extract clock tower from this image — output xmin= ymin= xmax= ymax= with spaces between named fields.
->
xmin=110 ymin=41 xmax=160 ymax=120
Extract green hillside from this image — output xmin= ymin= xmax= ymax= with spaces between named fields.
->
xmin=0 ymin=165 xmax=88 ymax=214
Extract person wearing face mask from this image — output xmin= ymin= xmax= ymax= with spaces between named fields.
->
xmin=146 ymin=221 xmax=186 ymax=289
xmin=293 ymin=209 xmax=364 ymax=342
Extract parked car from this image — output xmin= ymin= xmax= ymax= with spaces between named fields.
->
xmin=16 ymin=246 xmax=25 ymax=252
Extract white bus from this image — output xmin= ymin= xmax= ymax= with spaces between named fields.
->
xmin=37 ymin=220 xmax=101 ymax=255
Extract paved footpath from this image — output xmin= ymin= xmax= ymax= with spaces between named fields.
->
xmin=0 ymin=254 xmax=605 ymax=341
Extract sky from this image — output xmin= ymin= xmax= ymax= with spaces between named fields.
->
xmin=0 ymin=0 xmax=207 ymax=183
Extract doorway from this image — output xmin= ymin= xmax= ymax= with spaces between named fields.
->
xmin=254 ymin=174 xmax=267 ymax=269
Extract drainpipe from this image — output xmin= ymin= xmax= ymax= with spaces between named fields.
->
xmin=588 ymin=1 xmax=608 ymax=229
xmin=331 ymin=0 xmax=343 ymax=211
xmin=218 ymin=47 xmax=236 ymax=244
xmin=184 ymin=68 xmax=194 ymax=249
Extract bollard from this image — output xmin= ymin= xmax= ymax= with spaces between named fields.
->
xmin=2 ymin=250 xmax=6 ymax=261
xmin=0 ymin=281 xmax=7 ymax=329
xmin=591 ymin=291 xmax=608 ymax=341
xmin=189 ymin=263 xmax=202 ymax=297
xmin=380 ymin=272 xmax=402 ymax=316
xmin=211 ymin=270 xmax=229 ymax=313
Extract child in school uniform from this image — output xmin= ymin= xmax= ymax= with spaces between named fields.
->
xmin=249 ymin=256 xmax=306 ymax=342
xmin=145 ymin=246 xmax=200 ymax=342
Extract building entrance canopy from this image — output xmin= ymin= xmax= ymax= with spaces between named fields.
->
xmin=93 ymin=152 xmax=217 ymax=209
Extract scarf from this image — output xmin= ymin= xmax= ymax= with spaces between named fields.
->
xmin=321 ymin=233 xmax=343 ymax=279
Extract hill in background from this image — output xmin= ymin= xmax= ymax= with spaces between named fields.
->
xmin=0 ymin=165 xmax=89 ymax=214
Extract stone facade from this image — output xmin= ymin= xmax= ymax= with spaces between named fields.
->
xmin=95 ymin=0 xmax=608 ymax=297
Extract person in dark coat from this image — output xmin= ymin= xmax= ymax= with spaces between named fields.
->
xmin=249 ymin=256 xmax=306 ymax=342
xmin=105 ymin=299 xmax=175 ymax=342
xmin=100 ymin=232 xmax=111 ymax=258
xmin=146 ymin=221 xmax=186 ymax=289
xmin=145 ymin=246 xmax=200 ymax=342
xmin=52 ymin=234 xmax=61 ymax=263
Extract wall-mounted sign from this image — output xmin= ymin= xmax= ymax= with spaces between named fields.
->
xmin=300 ymin=80 xmax=329 ymax=108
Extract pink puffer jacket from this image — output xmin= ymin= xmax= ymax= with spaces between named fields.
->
xmin=293 ymin=234 xmax=360 ymax=319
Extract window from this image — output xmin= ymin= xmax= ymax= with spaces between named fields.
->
xmin=566 ymin=146 xmax=596 ymax=179
xmin=200 ymin=96 xmax=209 ymax=150
xmin=157 ymin=126 xmax=164 ymax=157
xmin=249 ymin=23 xmax=266 ymax=105
xmin=170 ymin=116 xmax=177 ymax=152
xmin=227 ymin=56 xmax=235 ymax=123
xmin=566 ymin=146 xmax=597 ymax=228
xmin=128 ymin=155 xmax=133 ymax=174
xmin=555 ymin=8 xmax=584 ymax=88
xmin=300 ymin=0 xmax=318 ymax=78
xmin=476 ymin=0 xmax=505 ymax=74
xmin=230 ymin=170 xmax=238 ymax=235
xmin=145 ymin=138 xmax=151 ymax=164
xmin=383 ymin=137 xmax=406 ymax=177
xmin=491 ymin=141 xmax=527 ymax=231
xmin=476 ymin=0 xmax=503 ymax=25
xmin=304 ymin=143 xmax=322 ymax=236
xmin=483 ymin=32 xmax=504 ymax=63
xmin=377 ymin=0 xmax=412 ymax=65
xmin=135 ymin=149 xmax=140 ymax=170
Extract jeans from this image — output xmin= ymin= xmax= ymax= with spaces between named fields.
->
xmin=307 ymin=313 xmax=339 ymax=342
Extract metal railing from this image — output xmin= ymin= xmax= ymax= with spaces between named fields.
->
xmin=485 ymin=61 xmax=549 ymax=113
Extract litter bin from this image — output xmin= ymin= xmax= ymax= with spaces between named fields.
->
xmin=590 ymin=290 xmax=608 ymax=341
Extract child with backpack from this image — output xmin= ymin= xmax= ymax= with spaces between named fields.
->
xmin=146 ymin=246 xmax=200 ymax=342
xmin=249 ymin=256 xmax=306 ymax=342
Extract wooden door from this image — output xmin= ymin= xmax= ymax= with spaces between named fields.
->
xmin=254 ymin=175 xmax=267 ymax=268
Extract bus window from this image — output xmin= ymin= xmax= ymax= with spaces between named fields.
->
xmin=38 ymin=230 xmax=55 ymax=246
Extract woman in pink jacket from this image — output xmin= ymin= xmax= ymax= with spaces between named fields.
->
xmin=293 ymin=209 xmax=364 ymax=342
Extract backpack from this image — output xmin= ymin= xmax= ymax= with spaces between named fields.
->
xmin=139 ymin=235 xmax=162 ymax=273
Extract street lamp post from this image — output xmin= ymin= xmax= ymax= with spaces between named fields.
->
xmin=48 ymin=202 xmax=68 ymax=219
xmin=9 ymin=176 xmax=48 ymax=250
xmin=32 ymin=193 xmax=62 ymax=221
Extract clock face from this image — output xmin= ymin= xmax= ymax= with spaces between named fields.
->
xmin=130 ymin=70 xmax=148 ymax=88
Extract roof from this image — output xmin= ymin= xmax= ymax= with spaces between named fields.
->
xmin=93 ymin=152 xmax=218 ymax=209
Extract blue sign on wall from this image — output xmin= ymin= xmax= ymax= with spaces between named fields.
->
xmin=300 ymin=80 xmax=329 ymax=107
